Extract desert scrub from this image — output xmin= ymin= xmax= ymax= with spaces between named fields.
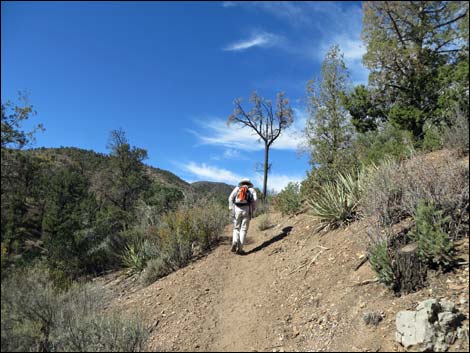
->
xmin=367 ymin=233 xmax=396 ymax=288
xmin=121 ymin=238 xmax=160 ymax=275
xmin=141 ymin=257 xmax=172 ymax=285
xmin=307 ymin=172 xmax=361 ymax=231
xmin=1 ymin=265 xmax=149 ymax=352
xmin=140 ymin=199 xmax=229 ymax=284
xmin=409 ymin=200 xmax=455 ymax=270
xmin=274 ymin=182 xmax=302 ymax=216
xmin=360 ymin=152 xmax=469 ymax=236
xmin=257 ymin=213 xmax=272 ymax=231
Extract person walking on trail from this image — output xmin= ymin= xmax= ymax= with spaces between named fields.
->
xmin=228 ymin=178 xmax=258 ymax=255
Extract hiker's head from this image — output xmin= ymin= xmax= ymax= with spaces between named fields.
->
xmin=238 ymin=178 xmax=253 ymax=188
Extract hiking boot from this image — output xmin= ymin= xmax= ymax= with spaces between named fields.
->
xmin=230 ymin=243 xmax=237 ymax=253
xmin=237 ymin=249 xmax=246 ymax=256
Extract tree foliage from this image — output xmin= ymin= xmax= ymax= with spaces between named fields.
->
xmin=361 ymin=1 xmax=469 ymax=138
xmin=305 ymin=44 xmax=355 ymax=183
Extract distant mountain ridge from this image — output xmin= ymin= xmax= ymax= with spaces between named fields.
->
xmin=25 ymin=147 xmax=233 ymax=199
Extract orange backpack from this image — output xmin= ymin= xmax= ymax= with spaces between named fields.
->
xmin=234 ymin=185 xmax=252 ymax=206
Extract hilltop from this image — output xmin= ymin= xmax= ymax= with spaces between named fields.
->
xmin=25 ymin=147 xmax=233 ymax=199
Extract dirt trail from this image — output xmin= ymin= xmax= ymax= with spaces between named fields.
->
xmin=110 ymin=212 xmax=469 ymax=352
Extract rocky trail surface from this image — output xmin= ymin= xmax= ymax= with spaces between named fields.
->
xmin=105 ymin=212 xmax=469 ymax=352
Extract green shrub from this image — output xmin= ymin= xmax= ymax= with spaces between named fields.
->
xmin=307 ymin=172 xmax=361 ymax=231
xmin=274 ymin=182 xmax=302 ymax=216
xmin=1 ymin=266 xmax=149 ymax=352
xmin=442 ymin=109 xmax=469 ymax=155
xmin=352 ymin=123 xmax=415 ymax=166
xmin=141 ymin=257 xmax=172 ymax=285
xmin=422 ymin=123 xmax=444 ymax=151
xmin=409 ymin=200 xmax=455 ymax=269
xmin=140 ymin=200 xmax=229 ymax=285
xmin=368 ymin=239 xmax=395 ymax=288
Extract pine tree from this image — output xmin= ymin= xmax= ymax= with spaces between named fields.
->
xmin=305 ymin=44 xmax=354 ymax=183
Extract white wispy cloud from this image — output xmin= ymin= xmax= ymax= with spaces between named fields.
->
xmin=189 ymin=107 xmax=307 ymax=152
xmin=177 ymin=161 xmax=243 ymax=184
xmin=176 ymin=161 xmax=305 ymax=192
xmin=223 ymin=30 xmax=284 ymax=52
xmin=222 ymin=2 xmax=369 ymax=84
xmin=253 ymin=172 xmax=304 ymax=193
xmin=189 ymin=119 xmax=262 ymax=151
xmin=222 ymin=1 xmax=237 ymax=8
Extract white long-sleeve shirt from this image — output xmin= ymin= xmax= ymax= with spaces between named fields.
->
xmin=228 ymin=186 xmax=258 ymax=214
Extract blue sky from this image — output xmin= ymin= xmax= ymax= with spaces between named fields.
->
xmin=1 ymin=1 xmax=367 ymax=192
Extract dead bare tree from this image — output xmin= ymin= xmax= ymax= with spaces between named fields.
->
xmin=228 ymin=91 xmax=294 ymax=200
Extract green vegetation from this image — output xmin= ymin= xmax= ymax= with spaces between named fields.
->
xmin=306 ymin=172 xmax=361 ymax=231
xmin=409 ymin=200 xmax=455 ymax=269
xmin=1 ymin=266 xmax=149 ymax=352
xmin=305 ymin=44 xmax=355 ymax=184
xmin=368 ymin=239 xmax=395 ymax=288
xmin=273 ymin=182 xmax=302 ymax=216
xmin=1 ymin=1 xmax=469 ymax=348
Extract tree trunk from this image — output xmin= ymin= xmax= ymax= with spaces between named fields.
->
xmin=394 ymin=242 xmax=427 ymax=294
xmin=263 ymin=143 xmax=269 ymax=201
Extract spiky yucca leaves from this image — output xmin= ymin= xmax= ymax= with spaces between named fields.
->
xmin=307 ymin=172 xmax=361 ymax=231
xmin=121 ymin=239 xmax=159 ymax=275
xmin=368 ymin=239 xmax=395 ymax=287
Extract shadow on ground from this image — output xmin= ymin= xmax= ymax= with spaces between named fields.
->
xmin=247 ymin=226 xmax=293 ymax=255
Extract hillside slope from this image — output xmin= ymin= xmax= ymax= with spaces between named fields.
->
xmin=25 ymin=147 xmax=231 ymax=198
xmin=108 ymin=212 xmax=469 ymax=352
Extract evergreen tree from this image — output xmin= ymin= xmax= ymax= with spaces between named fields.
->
xmin=42 ymin=168 xmax=99 ymax=280
xmin=305 ymin=45 xmax=354 ymax=183
xmin=361 ymin=1 xmax=469 ymax=138
xmin=99 ymin=129 xmax=150 ymax=230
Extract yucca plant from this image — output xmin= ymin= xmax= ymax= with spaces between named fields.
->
xmin=121 ymin=239 xmax=159 ymax=275
xmin=307 ymin=171 xmax=361 ymax=231
xmin=368 ymin=239 xmax=396 ymax=287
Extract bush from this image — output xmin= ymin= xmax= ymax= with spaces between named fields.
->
xmin=360 ymin=151 xmax=469 ymax=236
xmin=1 ymin=265 xmax=149 ymax=352
xmin=408 ymin=200 xmax=455 ymax=269
xmin=422 ymin=123 xmax=444 ymax=151
xmin=121 ymin=238 xmax=160 ymax=276
xmin=352 ymin=123 xmax=415 ymax=166
xmin=141 ymin=257 xmax=172 ymax=286
xmin=257 ymin=213 xmax=272 ymax=231
xmin=139 ymin=200 xmax=229 ymax=285
xmin=442 ymin=109 xmax=469 ymax=155
xmin=253 ymin=200 xmax=268 ymax=217
xmin=368 ymin=238 xmax=395 ymax=288
xmin=359 ymin=158 xmax=405 ymax=226
xmin=307 ymin=172 xmax=361 ymax=231
xmin=274 ymin=182 xmax=302 ymax=216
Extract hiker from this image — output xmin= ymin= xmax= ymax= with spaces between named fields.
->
xmin=228 ymin=178 xmax=258 ymax=255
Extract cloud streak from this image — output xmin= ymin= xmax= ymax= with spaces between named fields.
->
xmin=189 ymin=107 xmax=307 ymax=152
xmin=223 ymin=30 xmax=284 ymax=52
xmin=222 ymin=2 xmax=369 ymax=84
xmin=176 ymin=161 xmax=304 ymax=192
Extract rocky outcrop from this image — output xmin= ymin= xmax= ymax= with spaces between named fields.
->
xmin=395 ymin=298 xmax=467 ymax=351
